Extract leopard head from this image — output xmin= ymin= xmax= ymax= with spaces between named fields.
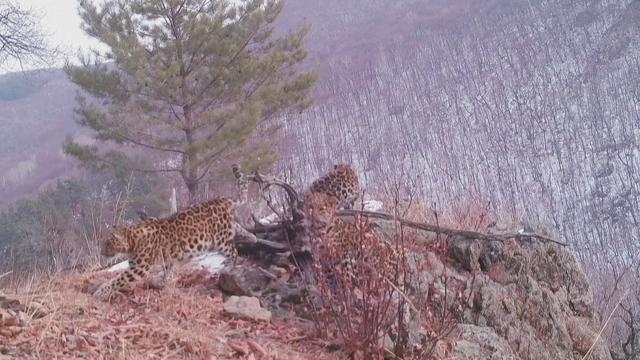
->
xmin=102 ymin=227 xmax=130 ymax=257
xmin=304 ymin=192 xmax=338 ymax=228
xmin=333 ymin=164 xmax=352 ymax=172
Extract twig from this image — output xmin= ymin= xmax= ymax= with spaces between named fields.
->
xmin=257 ymin=267 xmax=279 ymax=280
xmin=246 ymin=171 xmax=304 ymax=222
xmin=582 ymin=290 xmax=628 ymax=360
xmin=383 ymin=276 xmax=419 ymax=313
xmin=0 ymin=271 xmax=13 ymax=280
xmin=246 ymin=338 xmax=268 ymax=356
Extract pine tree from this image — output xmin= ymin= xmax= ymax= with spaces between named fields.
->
xmin=64 ymin=0 xmax=317 ymax=203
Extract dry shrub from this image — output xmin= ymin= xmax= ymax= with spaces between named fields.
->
xmin=305 ymin=186 xmax=496 ymax=359
xmin=378 ymin=191 xmax=496 ymax=230
xmin=597 ymin=265 xmax=640 ymax=359
xmin=442 ymin=194 xmax=496 ymax=231
xmin=313 ymin=219 xmax=401 ymax=358
xmin=310 ymin=213 xmax=469 ymax=359
xmin=393 ymin=227 xmax=469 ymax=359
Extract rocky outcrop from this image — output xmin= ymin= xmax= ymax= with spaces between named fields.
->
xmin=446 ymin=237 xmax=611 ymax=360
xmin=210 ymin=221 xmax=612 ymax=359
xmin=449 ymin=324 xmax=517 ymax=359
xmin=188 ymin=188 xmax=612 ymax=359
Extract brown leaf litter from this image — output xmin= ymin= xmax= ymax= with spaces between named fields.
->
xmin=0 ymin=271 xmax=340 ymax=359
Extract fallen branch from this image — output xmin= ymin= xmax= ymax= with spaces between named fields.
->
xmin=134 ymin=171 xmax=569 ymax=256
xmin=336 ymin=209 xmax=568 ymax=247
xmin=246 ymin=338 xmax=268 ymax=357
xmin=246 ymin=170 xmax=304 ymax=223
xmin=234 ymin=225 xmax=288 ymax=251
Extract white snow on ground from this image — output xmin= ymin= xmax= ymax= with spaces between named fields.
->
xmin=189 ymin=253 xmax=226 ymax=272
xmin=106 ymin=252 xmax=227 ymax=274
xmin=361 ymin=200 xmax=383 ymax=212
xmin=258 ymin=212 xmax=280 ymax=225
xmin=107 ymin=260 xmax=130 ymax=272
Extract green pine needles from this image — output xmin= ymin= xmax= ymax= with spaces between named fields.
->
xmin=64 ymin=0 xmax=317 ymax=202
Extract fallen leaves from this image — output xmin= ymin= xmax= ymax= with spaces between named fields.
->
xmin=226 ymin=337 xmax=281 ymax=359
xmin=0 ymin=271 xmax=339 ymax=359
xmin=0 ymin=294 xmax=51 ymax=342
xmin=0 ymin=326 xmax=22 ymax=337
xmin=228 ymin=339 xmax=250 ymax=355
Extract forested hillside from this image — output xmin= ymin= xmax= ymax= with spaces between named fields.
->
xmin=276 ymin=0 xmax=640 ymax=313
xmin=0 ymin=70 xmax=81 ymax=206
xmin=273 ymin=0 xmax=640 ymax=350
xmin=0 ymin=0 xmax=636 ymax=258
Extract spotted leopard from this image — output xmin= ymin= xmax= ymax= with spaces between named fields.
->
xmin=307 ymin=164 xmax=360 ymax=210
xmin=303 ymin=192 xmax=398 ymax=285
xmin=93 ymin=164 xmax=248 ymax=301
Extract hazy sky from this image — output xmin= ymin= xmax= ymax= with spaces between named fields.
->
xmin=4 ymin=0 xmax=99 ymax=73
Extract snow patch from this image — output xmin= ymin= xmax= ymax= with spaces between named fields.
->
xmin=108 ymin=260 xmax=130 ymax=272
xmin=105 ymin=252 xmax=227 ymax=274
xmin=190 ymin=253 xmax=226 ymax=273
xmin=361 ymin=200 xmax=383 ymax=212
xmin=258 ymin=213 xmax=280 ymax=225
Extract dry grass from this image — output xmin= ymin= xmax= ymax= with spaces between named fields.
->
xmin=371 ymin=193 xmax=504 ymax=260
xmin=0 ymin=270 xmax=340 ymax=360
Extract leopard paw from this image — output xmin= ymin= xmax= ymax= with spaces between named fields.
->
xmin=93 ymin=283 xmax=113 ymax=302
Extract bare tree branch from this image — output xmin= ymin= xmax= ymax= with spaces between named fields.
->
xmin=0 ymin=1 xmax=58 ymax=70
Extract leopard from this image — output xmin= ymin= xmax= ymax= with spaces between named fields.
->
xmin=306 ymin=164 xmax=360 ymax=210
xmin=303 ymin=191 xmax=398 ymax=287
xmin=92 ymin=164 xmax=248 ymax=301
xmin=304 ymin=192 xmax=410 ymax=333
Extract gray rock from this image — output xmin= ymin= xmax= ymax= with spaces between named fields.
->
xmin=452 ymin=324 xmax=517 ymax=359
xmin=479 ymin=241 xmax=503 ymax=270
xmin=269 ymin=283 xmax=303 ymax=304
xmin=456 ymin=239 xmax=612 ymax=360
xmin=217 ymin=266 xmax=271 ymax=296
xmin=451 ymin=237 xmax=481 ymax=271
xmin=223 ymin=296 xmax=272 ymax=322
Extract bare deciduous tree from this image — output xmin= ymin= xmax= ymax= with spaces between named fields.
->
xmin=0 ymin=1 xmax=57 ymax=69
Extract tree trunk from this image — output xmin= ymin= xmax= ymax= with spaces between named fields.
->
xmin=182 ymin=104 xmax=199 ymax=204
xmin=184 ymin=176 xmax=198 ymax=204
